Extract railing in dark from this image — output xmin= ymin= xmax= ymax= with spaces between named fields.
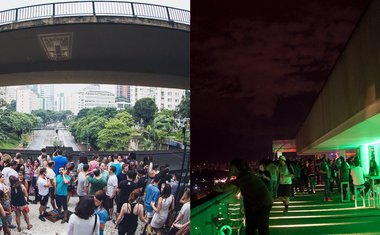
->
xmin=0 ymin=1 xmax=190 ymax=25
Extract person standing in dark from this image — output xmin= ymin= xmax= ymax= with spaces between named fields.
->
xmin=215 ymin=158 xmax=273 ymax=235
xmin=258 ymin=163 xmax=271 ymax=191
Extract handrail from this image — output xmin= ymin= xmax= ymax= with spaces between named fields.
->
xmin=0 ymin=1 xmax=190 ymax=25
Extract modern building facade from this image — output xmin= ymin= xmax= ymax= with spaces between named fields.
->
xmin=37 ymin=84 xmax=54 ymax=111
xmin=16 ymin=88 xmax=39 ymax=114
xmin=296 ymin=0 xmax=380 ymax=174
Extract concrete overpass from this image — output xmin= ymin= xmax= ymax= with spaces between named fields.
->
xmin=0 ymin=1 xmax=190 ymax=89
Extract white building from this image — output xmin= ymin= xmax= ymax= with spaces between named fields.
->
xmin=16 ymin=89 xmax=40 ymax=114
xmin=0 ymin=86 xmax=18 ymax=104
xmin=129 ymin=86 xmax=185 ymax=110
xmin=56 ymin=93 xmax=66 ymax=112
xmin=68 ymin=85 xmax=116 ymax=115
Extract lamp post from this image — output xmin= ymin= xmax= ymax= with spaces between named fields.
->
xmin=176 ymin=118 xmax=188 ymax=203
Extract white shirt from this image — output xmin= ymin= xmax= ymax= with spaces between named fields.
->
xmin=2 ymin=167 xmax=18 ymax=187
xmin=77 ymin=172 xmax=89 ymax=196
xmin=68 ymin=214 xmax=99 ymax=235
xmin=178 ymin=202 xmax=190 ymax=226
xmin=38 ymin=155 xmax=51 ymax=167
xmin=351 ymin=166 xmax=365 ymax=185
xmin=46 ymin=168 xmax=56 ymax=187
xmin=106 ymin=174 xmax=118 ymax=197
xmin=37 ymin=176 xmax=49 ymax=196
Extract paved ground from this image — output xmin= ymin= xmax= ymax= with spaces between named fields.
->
xmin=10 ymin=196 xmax=119 ymax=235
xmin=270 ymin=186 xmax=380 ymax=235
xmin=28 ymin=128 xmax=80 ymax=151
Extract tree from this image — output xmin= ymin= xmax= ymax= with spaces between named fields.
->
xmin=6 ymin=100 xmax=16 ymax=111
xmin=177 ymin=90 xmax=190 ymax=119
xmin=133 ymin=98 xmax=158 ymax=126
xmin=97 ymin=118 xmax=135 ymax=151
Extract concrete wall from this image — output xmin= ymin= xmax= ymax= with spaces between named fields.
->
xmin=297 ymin=0 xmax=380 ymax=153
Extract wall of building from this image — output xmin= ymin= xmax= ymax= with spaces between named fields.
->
xmin=296 ymin=0 xmax=380 ymax=154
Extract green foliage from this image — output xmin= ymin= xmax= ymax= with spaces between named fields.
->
xmin=133 ymin=98 xmax=158 ymax=126
xmin=6 ymin=100 xmax=16 ymax=111
xmin=31 ymin=109 xmax=73 ymax=125
xmin=177 ymin=90 xmax=190 ymax=119
xmin=97 ymin=118 xmax=135 ymax=151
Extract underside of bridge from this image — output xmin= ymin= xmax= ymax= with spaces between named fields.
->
xmin=0 ymin=16 xmax=189 ymax=89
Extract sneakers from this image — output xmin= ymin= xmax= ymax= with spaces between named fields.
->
xmin=52 ymin=209 xmax=59 ymax=213
xmin=8 ymin=224 xmax=16 ymax=229
xmin=283 ymin=204 xmax=289 ymax=213
xmin=39 ymin=215 xmax=46 ymax=222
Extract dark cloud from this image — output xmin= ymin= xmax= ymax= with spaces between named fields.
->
xmin=192 ymin=0 xmax=370 ymax=163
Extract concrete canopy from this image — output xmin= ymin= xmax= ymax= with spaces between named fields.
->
xmin=0 ymin=16 xmax=189 ymax=89
xmin=296 ymin=0 xmax=380 ymax=154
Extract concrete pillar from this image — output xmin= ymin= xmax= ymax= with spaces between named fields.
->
xmin=359 ymin=145 xmax=369 ymax=175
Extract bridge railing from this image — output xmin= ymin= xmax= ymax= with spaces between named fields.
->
xmin=0 ymin=1 xmax=190 ymax=25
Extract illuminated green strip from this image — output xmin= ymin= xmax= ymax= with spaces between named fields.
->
xmin=271 ymin=207 xmax=366 ymax=213
xmin=270 ymin=213 xmax=368 ymax=219
xmin=270 ymin=221 xmax=365 ymax=228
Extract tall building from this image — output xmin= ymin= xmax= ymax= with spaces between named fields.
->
xmin=16 ymin=88 xmax=40 ymax=114
xmin=56 ymin=93 xmax=66 ymax=111
xmin=67 ymin=85 xmax=116 ymax=115
xmin=37 ymin=84 xmax=54 ymax=110
xmin=129 ymin=86 xmax=185 ymax=110
xmin=0 ymin=86 xmax=17 ymax=104
xmin=116 ymin=85 xmax=130 ymax=102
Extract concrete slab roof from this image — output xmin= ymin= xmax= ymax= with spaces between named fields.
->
xmin=0 ymin=16 xmax=189 ymax=89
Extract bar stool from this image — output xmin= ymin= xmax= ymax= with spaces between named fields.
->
xmin=340 ymin=181 xmax=350 ymax=202
xmin=354 ymin=185 xmax=366 ymax=208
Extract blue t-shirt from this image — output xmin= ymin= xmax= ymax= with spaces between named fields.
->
xmin=95 ymin=208 xmax=108 ymax=235
xmin=56 ymin=174 xmax=71 ymax=196
xmin=111 ymin=162 xmax=122 ymax=177
xmin=53 ymin=156 xmax=68 ymax=175
xmin=144 ymin=184 xmax=160 ymax=213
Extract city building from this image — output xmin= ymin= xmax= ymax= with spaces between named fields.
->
xmin=116 ymin=85 xmax=130 ymax=102
xmin=37 ymin=84 xmax=54 ymax=110
xmin=67 ymin=85 xmax=116 ymax=115
xmin=16 ymin=88 xmax=39 ymax=114
xmin=0 ymin=86 xmax=17 ymax=104
xmin=129 ymin=86 xmax=186 ymax=110
xmin=56 ymin=92 xmax=66 ymax=112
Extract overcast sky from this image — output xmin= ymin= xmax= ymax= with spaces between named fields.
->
xmin=0 ymin=0 xmax=190 ymax=11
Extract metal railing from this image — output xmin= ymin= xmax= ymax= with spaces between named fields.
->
xmin=0 ymin=1 xmax=190 ymax=25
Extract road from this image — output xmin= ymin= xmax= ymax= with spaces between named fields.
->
xmin=27 ymin=128 xmax=80 ymax=151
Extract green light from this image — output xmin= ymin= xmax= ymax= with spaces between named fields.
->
xmin=360 ymin=145 xmax=370 ymax=175
xmin=219 ymin=225 xmax=233 ymax=235
xmin=270 ymin=221 xmax=365 ymax=228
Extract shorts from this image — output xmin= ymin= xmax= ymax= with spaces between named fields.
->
xmin=49 ymin=187 xmax=55 ymax=198
xmin=40 ymin=195 xmax=49 ymax=206
xmin=55 ymin=195 xmax=68 ymax=210
xmin=278 ymin=184 xmax=292 ymax=197
xmin=107 ymin=196 xmax=114 ymax=209
xmin=11 ymin=204 xmax=29 ymax=213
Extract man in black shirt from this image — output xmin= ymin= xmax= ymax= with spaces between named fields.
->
xmin=215 ymin=158 xmax=273 ymax=235
xmin=115 ymin=170 xmax=137 ymax=219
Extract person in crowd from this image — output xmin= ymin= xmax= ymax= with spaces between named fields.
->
xmin=106 ymin=166 xmax=118 ymax=220
xmin=89 ymin=155 xmax=100 ymax=172
xmin=293 ymin=160 xmax=303 ymax=194
xmin=68 ymin=195 xmax=100 ymax=235
xmin=77 ymin=155 xmax=89 ymax=172
xmin=0 ymin=173 xmax=15 ymax=230
xmin=66 ymin=162 xmax=76 ymax=205
xmin=320 ymin=156 xmax=332 ymax=201
xmin=2 ymin=156 xmax=18 ymax=187
xmin=116 ymin=170 xmax=138 ymax=221
xmin=37 ymin=168 xmax=51 ymax=222
xmin=94 ymin=190 xmax=109 ymax=235
xmin=23 ymin=159 xmax=32 ymax=198
xmin=77 ymin=164 xmax=90 ymax=200
xmin=52 ymin=149 xmax=68 ymax=175
xmin=14 ymin=153 xmax=24 ymax=173
xmin=278 ymin=156 xmax=293 ymax=213
xmin=266 ymin=160 xmax=279 ymax=199
xmin=137 ymin=168 xmax=148 ymax=195
xmin=215 ymin=158 xmax=272 ymax=235
xmin=339 ymin=156 xmax=351 ymax=200
xmin=47 ymin=161 xmax=57 ymax=212
xmin=32 ymin=159 xmax=40 ymax=204
xmin=87 ymin=169 xmax=107 ymax=196
xmin=307 ymin=159 xmax=316 ymax=194
xmin=258 ymin=162 xmax=271 ymax=191
xmin=9 ymin=175 xmax=32 ymax=232
xmin=0 ymin=190 xmax=11 ymax=235
xmin=351 ymin=157 xmax=370 ymax=198
xmin=99 ymin=162 xmax=109 ymax=183
xmin=117 ymin=164 xmax=128 ymax=183
xmin=144 ymin=175 xmax=161 ymax=224
xmin=115 ymin=188 xmax=144 ymax=235
xmin=150 ymin=184 xmax=175 ymax=235
xmin=56 ymin=167 xmax=71 ymax=224
xmin=369 ymin=154 xmax=378 ymax=176
xmin=111 ymin=155 xmax=122 ymax=177
xmin=38 ymin=148 xmax=51 ymax=167
xmin=169 ymin=188 xmax=190 ymax=235
xmin=169 ymin=173 xmax=179 ymax=197
xmin=18 ymin=171 xmax=29 ymax=202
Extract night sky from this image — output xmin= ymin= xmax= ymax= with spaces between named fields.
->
xmin=191 ymin=0 xmax=370 ymax=163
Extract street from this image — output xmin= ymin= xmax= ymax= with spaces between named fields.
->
xmin=27 ymin=128 xmax=80 ymax=151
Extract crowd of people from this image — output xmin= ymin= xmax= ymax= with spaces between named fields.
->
xmin=0 ymin=148 xmax=190 ymax=235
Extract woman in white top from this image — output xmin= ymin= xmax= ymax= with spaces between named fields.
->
xmin=68 ymin=195 xmax=100 ymax=235
xmin=150 ymin=183 xmax=174 ymax=235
